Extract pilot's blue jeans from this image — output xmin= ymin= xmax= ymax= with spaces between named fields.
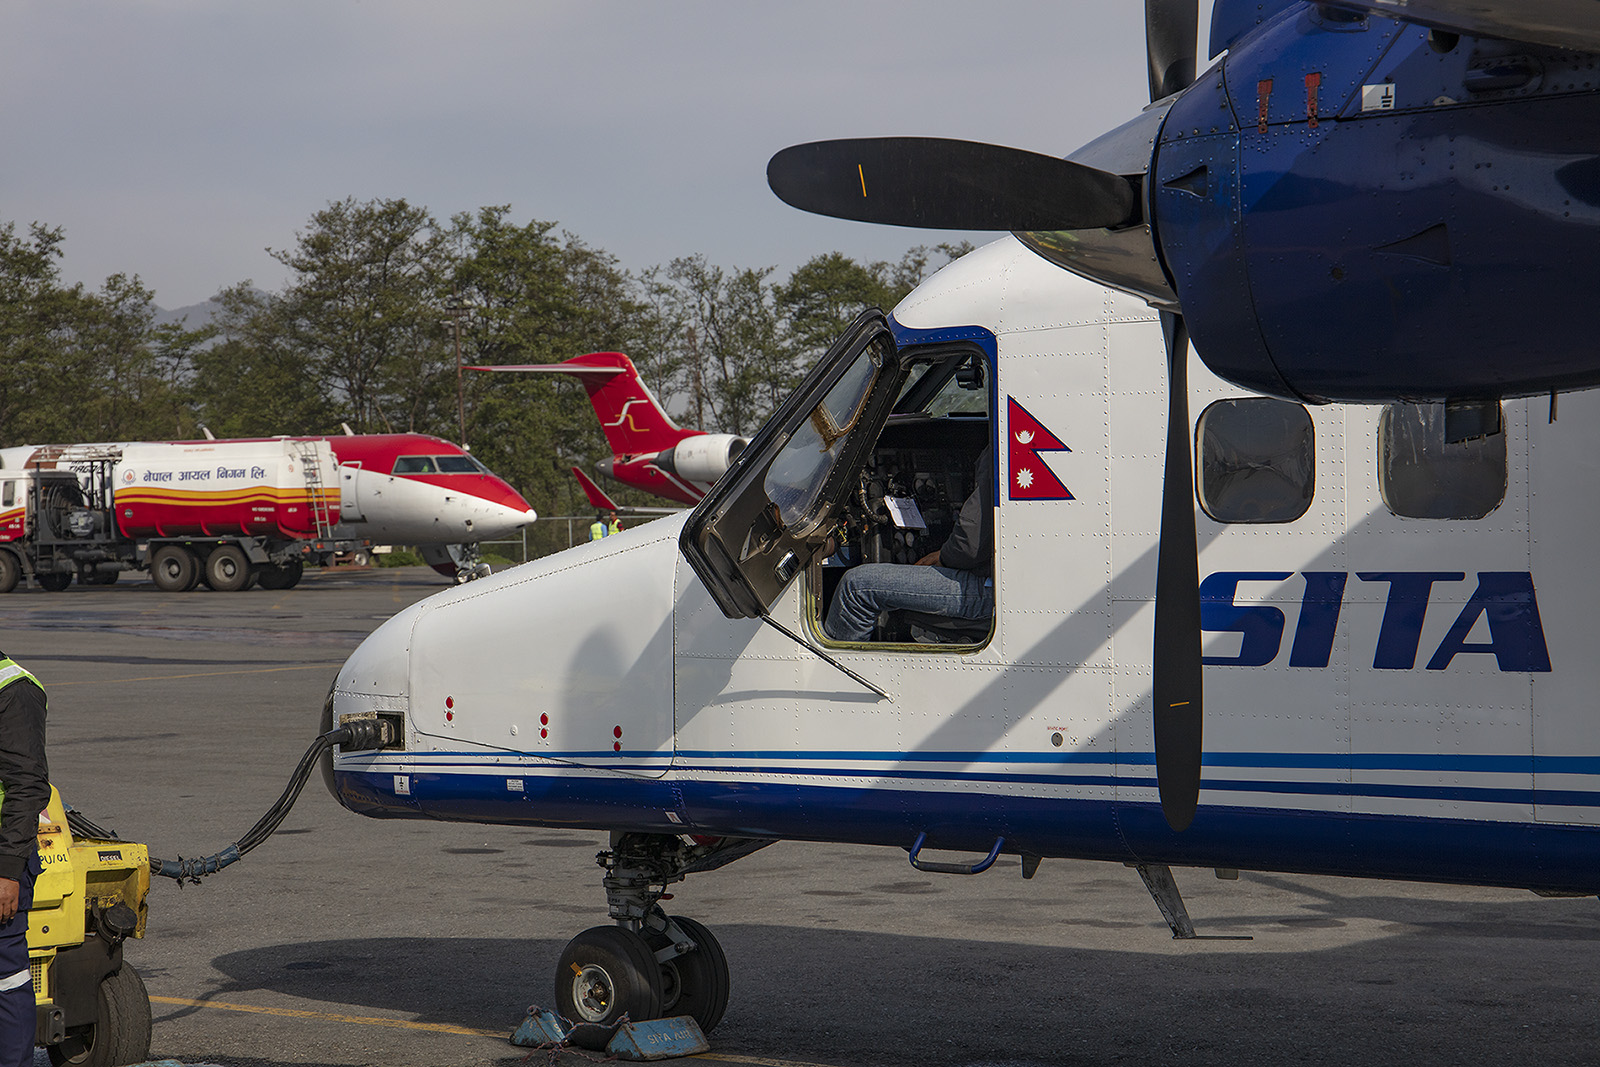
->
xmin=823 ymin=564 xmax=993 ymax=642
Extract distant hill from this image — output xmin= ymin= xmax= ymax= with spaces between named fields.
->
xmin=152 ymin=298 xmax=225 ymax=330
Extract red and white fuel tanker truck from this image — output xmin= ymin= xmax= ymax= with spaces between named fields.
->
xmin=0 ymin=438 xmax=350 ymax=593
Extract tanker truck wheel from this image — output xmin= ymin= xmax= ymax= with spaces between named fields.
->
xmin=47 ymin=962 xmax=152 ymax=1067
xmin=0 ymin=551 xmax=18 ymax=594
xmin=37 ymin=572 xmax=72 ymax=592
xmin=256 ymin=559 xmax=304 ymax=590
xmin=149 ymin=546 xmax=199 ymax=592
xmin=203 ymin=544 xmax=250 ymax=592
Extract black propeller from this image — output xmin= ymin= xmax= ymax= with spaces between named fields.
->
xmin=1144 ymin=0 xmax=1204 ymax=832
xmin=761 ymin=1 xmax=1205 ymax=831
xmin=1146 ymin=0 xmax=1200 ymax=100
xmin=766 ymin=138 xmax=1135 ymax=232
xmin=1152 ymin=312 xmax=1202 ymax=831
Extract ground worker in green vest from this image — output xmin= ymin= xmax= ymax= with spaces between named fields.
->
xmin=588 ymin=510 xmax=622 ymax=541
xmin=0 ymin=652 xmax=47 ymax=1067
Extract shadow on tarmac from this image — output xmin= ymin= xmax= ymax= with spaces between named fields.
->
xmin=184 ymin=893 xmax=1600 ymax=1067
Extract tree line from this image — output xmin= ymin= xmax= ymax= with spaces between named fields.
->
xmin=0 ymin=199 xmax=969 ymax=555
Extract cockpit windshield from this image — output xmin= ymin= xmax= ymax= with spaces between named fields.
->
xmin=893 ymin=352 xmax=988 ymax=417
xmin=393 ymin=455 xmax=487 ymax=475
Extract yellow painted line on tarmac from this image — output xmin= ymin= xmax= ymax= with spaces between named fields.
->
xmin=695 ymin=1054 xmax=844 ymax=1067
xmin=51 ymin=663 xmax=344 ymax=687
xmin=149 ymin=995 xmax=506 ymax=1038
xmin=150 ymin=995 xmax=844 ymax=1067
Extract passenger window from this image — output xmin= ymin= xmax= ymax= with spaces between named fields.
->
xmin=2 ymin=481 xmax=12 ymax=508
xmin=392 ymin=456 xmax=436 ymax=474
xmin=1378 ymin=402 xmax=1506 ymax=519
xmin=1197 ymin=398 xmax=1315 ymax=523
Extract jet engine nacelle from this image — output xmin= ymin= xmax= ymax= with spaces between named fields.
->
xmin=651 ymin=434 xmax=748 ymax=484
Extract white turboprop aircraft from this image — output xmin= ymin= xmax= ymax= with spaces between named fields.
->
xmin=323 ymin=236 xmax=1596 ymax=1034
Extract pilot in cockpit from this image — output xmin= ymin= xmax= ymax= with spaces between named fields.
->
xmin=822 ymin=444 xmax=993 ymax=642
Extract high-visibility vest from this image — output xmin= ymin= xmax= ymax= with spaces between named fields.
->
xmin=589 ymin=521 xmax=607 ymax=541
xmin=0 ymin=658 xmax=44 ymax=811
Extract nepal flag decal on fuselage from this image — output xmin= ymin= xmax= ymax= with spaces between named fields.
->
xmin=1007 ymin=397 xmax=1072 ymax=501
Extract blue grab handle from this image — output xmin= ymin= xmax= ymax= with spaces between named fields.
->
xmin=907 ymin=832 xmax=1005 ymax=875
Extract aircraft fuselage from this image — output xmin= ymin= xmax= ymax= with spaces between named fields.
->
xmin=328 ymin=237 xmax=1600 ymax=896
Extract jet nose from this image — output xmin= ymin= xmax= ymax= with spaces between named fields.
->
xmin=474 ymin=479 xmax=539 ymax=533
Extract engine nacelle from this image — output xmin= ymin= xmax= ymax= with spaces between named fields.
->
xmin=652 ymin=434 xmax=748 ymax=484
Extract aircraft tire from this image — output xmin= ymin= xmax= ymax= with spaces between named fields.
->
xmin=37 ymin=571 xmax=72 ymax=592
xmin=203 ymin=544 xmax=251 ymax=592
xmin=149 ymin=546 xmax=199 ymax=593
xmin=0 ymin=551 xmax=18 ymax=594
xmin=648 ymin=915 xmax=729 ymax=1033
xmin=555 ymin=925 xmax=664 ymax=1027
xmin=256 ymin=560 xmax=304 ymax=590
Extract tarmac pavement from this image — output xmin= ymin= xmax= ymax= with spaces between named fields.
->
xmin=3 ymin=563 xmax=1598 ymax=1067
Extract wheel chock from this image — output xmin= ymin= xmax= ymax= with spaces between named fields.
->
xmin=605 ymin=1016 xmax=710 ymax=1060
xmin=511 ymin=1009 xmax=576 ymax=1046
xmin=511 ymin=1009 xmax=709 ymax=1060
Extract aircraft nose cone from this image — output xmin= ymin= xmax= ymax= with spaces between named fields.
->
xmin=466 ymin=479 xmax=538 ymax=538
xmin=1016 ymin=101 xmax=1176 ymax=310
xmin=487 ymin=480 xmax=536 ymax=519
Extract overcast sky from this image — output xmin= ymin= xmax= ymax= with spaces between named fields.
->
xmin=3 ymin=2 xmax=1188 ymax=309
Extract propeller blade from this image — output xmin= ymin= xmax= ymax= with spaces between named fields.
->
xmin=1145 ymin=0 xmax=1199 ymax=100
xmin=767 ymin=138 xmax=1136 ymax=232
xmin=1152 ymin=311 xmax=1203 ymax=831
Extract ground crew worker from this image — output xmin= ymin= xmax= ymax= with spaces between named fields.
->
xmin=0 ymin=652 xmax=46 ymax=1067
xmin=588 ymin=510 xmax=622 ymax=541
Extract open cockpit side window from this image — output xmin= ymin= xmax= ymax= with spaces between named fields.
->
xmin=681 ymin=312 xmax=997 ymax=652
xmin=681 ymin=310 xmax=905 ymax=619
xmin=810 ymin=343 xmax=995 ymax=649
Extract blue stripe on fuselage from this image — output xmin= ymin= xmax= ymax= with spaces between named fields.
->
xmin=333 ymin=766 xmax=1600 ymax=895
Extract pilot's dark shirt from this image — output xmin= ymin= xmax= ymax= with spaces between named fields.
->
xmin=938 ymin=445 xmax=994 ymax=577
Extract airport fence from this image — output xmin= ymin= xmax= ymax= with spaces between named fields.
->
xmin=478 ymin=512 xmax=670 ymax=566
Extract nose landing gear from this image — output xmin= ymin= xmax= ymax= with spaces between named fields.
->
xmin=556 ymin=926 xmax=663 ymax=1026
xmin=552 ymin=833 xmax=768 ymax=1033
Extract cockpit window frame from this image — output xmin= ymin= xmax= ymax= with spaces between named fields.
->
xmin=391 ymin=456 xmax=437 ymax=475
xmin=809 ymin=335 xmax=998 ymax=653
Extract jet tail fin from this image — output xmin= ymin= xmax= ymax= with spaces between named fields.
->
xmin=468 ymin=352 xmax=689 ymax=456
